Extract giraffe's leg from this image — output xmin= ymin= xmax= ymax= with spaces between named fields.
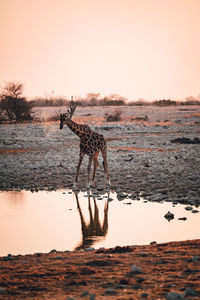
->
xmin=75 ymin=152 xmax=85 ymax=184
xmin=101 ymin=145 xmax=110 ymax=185
xmin=87 ymin=156 xmax=93 ymax=188
xmin=92 ymin=151 xmax=100 ymax=186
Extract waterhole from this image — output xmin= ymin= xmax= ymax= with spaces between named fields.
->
xmin=0 ymin=190 xmax=199 ymax=256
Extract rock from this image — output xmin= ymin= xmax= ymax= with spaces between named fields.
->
xmin=119 ymin=279 xmax=129 ymax=285
xmin=117 ymin=192 xmax=127 ymax=200
xmin=170 ymin=137 xmax=200 ymax=144
xmin=101 ymin=281 xmax=115 ymax=288
xmin=130 ymin=265 xmax=142 ymax=274
xmin=185 ymin=205 xmax=193 ymax=211
xmin=126 ymin=175 xmax=132 ymax=179
xmin=140 ymin=292 xmax=148 ymax=298
xmin=191 ymin=255 xmax=199 ymax=262
xmin=80 ymin=291 xmax=89 ymax=297
xmin=164 ymin=211 xmax=174 ymax=221
xmin=192 ymin=209 xmax=199 ymax=213
xmin=184 ymin=288 xmax=197 ymax=297
xmin=150 ymin=241 xmax=157 ymax=245
xmin=178 ymin=217 xmax=187 ymax=221
xmin=96 ymin=185 xmax=104 ymax=191
xmin=84 ymin=247 xmax=95 ymax=252
xmin=50 ymin=249 xmax=57 ymax=253
xmin=166 ymin=292 xmax=184 ymax=300
xmin=104 ymin=288 xmax=117 ymax=295
xmin=3 ymin=254 xmax=14 ymax=261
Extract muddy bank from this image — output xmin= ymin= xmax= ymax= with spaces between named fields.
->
xmin=0 ymin=239 xmax=200 ymax=299
xmin=0 ymin=106 xmax=200 ymax=206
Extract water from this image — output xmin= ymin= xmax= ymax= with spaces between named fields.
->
xmin=0 ymin=190 xmax=199 ymax=256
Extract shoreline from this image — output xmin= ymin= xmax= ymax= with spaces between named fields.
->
xmin=0 ymin=239 xmax=200 ymax=299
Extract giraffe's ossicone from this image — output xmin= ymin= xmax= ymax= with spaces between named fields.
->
xmin=60 ymin=113 xmax=110 ymax=187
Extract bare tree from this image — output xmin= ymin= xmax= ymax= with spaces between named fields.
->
xmin=86 ymin=93 xmax=101 ymax=106
xmin=1 ymin=81 xmax=24 ymax=99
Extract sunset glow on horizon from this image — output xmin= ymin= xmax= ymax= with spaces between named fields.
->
xmin=0 ymin=0 xmax=200 ymax=101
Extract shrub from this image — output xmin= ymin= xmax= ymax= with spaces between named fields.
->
xmin=0 ymin=82 xmax=33 ymax=122
xmin=104 ymin=109 xmax=122 ymax=122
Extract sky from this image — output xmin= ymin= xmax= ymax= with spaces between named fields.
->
xmin=0 ymin=0 xmax=200 ymax=101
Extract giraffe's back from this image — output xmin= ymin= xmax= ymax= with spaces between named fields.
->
xmin=80 ymin=131 xmax=106 ymax=156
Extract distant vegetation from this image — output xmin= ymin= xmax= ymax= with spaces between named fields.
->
xmin=30 ymin=93 xmax=200 ymax=107
xmin=1 ymin=81 xmax=200 ymax=124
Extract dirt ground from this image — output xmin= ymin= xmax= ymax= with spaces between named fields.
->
xmin=0 ymin=105 xmax=200 ymax=206
xmin=0 ymin=239 xmax=200 ymax=299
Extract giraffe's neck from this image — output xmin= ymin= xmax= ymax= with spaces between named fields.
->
xmin=65 ymin=118 xmax=91 ymax=138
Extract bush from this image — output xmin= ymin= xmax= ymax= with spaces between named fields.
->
xmin=153 ymin=99 xmax=176 ymax=106
xmin=0 ymin=82 xmax=33 ymax=122
xmin=104 ymin=109 xmax=122 ymax=122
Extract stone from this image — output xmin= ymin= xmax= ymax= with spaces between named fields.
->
xmin=191 ymin=255 xmax=199 ymax=262
xmin=130 ymin=265 xmax=142 ymax=274
xmin=178 ymin=217 xmax=187 ymax=221
xmin=166 ymin=292 xmax=184 ymax=300
xmin=84 ymin=247 xmax=95 ymax=252
xmin=184 ymin=288 xmax=197 ymax=297
xmin=164 ymin=211 xmax=174 ymax=221
xmin=104 ymin=288 xmax=117 ymax=295
xmin=80 ymin=291 xmax=89 ymax=297
xmin=185 ymin=206 xmax=193 ymax=211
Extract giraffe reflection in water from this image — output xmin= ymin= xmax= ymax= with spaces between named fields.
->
xmin=74 ymin=191 xmax=109 ymax=250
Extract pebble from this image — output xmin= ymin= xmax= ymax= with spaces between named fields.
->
xmin=97 ymin=185 xmax=104 ymax=191
xmin=178 ymin=217 xmax=187 ymax=221
xmin=104 ymin=288 xmax=117 ymax=295
xmin=150 ymin=241 xmax=157 ymax=245
xmin=166 ymin=292 xmax=184 ymax=300
xmin=80 ymin=291 xmax=89 ymax=297
xmin=50 ymin=249 xmax=57 ymax=253
xmin=184 ymin=288 xmax=197 ymax=297
xmin=164 ymin=211 xmax=174 ymax=221
xmin=191 ymin=255 xmax=199 ymax=262
xmin=192 ymin=209 xmax=199 ymax=213
xmin=185 ymin=205 xmax=193 ymax=211
xmin=84 ymin=247 xmax=95 ymax=252
xmin=117 ymin=192 xmax=127 ymax=200
xmin=130 ymin=265 xmax=142 ymax=274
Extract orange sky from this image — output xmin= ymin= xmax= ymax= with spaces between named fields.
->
xmin=0 ymin=0 xmax=200 ymax=101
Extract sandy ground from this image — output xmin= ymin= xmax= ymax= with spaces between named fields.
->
xmin=0 ymin=105 xmax=200 ymax=206
xmin=0 ymin=240 xmax=200 ymax=299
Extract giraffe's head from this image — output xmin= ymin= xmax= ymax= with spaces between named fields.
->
xmin=60 ymin=100 xmax=76 ymax=129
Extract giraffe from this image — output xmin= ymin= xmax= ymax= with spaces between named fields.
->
xmin=59 ymin=104 xmax=110 ymax=187
xmin=74 ymin=191 xmax=109 ymax=250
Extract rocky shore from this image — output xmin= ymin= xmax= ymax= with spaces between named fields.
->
xmin=0 ymin=105 xmax=200 ymax=206
xmin=0 ymin=239 xmax=200 ymax=299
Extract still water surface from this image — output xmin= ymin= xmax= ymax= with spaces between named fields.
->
xmin=0 ymin=190 xmax=199 ymax=256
